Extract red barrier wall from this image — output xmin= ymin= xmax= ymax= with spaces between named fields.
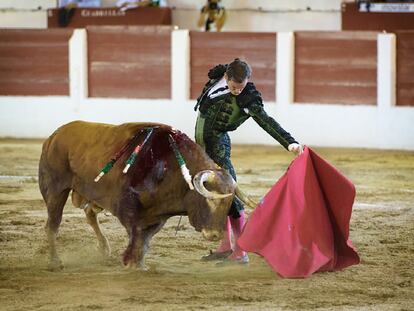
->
xmin=2 ymin=29 xmax=413 ymax=107
xmin=87 ymin=26 xmax=172 ymax=99
xmin=396 ymin=31 xmax=414 ymax=107
xmin=190 ymin=31 xmax=276 ymax=101
xmin=0 ymin=29 xmax=72 ymax=96
xmin=295 ymin=31 xmax=378 ymax=105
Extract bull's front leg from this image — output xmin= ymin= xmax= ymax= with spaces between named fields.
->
xmin=119 ymin=199 xmax=143 ymax=269
xmin=138 ymin=222 xmax=166 ymax=270
xmin=123 ymin=225 xmax=141 ymax=269
xmin=123 ymin=222 xmax=165 ymax=270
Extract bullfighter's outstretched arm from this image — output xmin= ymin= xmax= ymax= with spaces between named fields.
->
xmin=239 ymin=83 xmax=298 ymax=150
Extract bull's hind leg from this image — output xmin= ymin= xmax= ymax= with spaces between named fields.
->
xmin=44 ymin=189 xmax=70 ymax=271
xmin=84 ymin=204 xmax=111 ymax=257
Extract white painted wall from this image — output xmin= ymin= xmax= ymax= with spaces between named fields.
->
xmin=173 ymin=10 xmax=341 ymax=32
xmin=112 ymin=0 xmax=343 ymax=32
xmin=0 ymin=11 xmax=48 ymax=28
xmin=0 ymin=30 xmax=413 ymax=150
xmin=0 ymin=0 xmax=54 ymax=28
xmin=0 ymin=0 xmax=57 ymax=10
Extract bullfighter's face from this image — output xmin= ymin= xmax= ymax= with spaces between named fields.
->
xmin=224 ymin=73 xmax=248 ymax=96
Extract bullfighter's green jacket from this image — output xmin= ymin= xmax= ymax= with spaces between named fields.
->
xmin=194 ymin=64 xmax=298 ymax=217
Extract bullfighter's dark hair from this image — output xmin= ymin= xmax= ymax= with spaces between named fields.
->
xmin=226 ymin=58 xmax=251 ymax=83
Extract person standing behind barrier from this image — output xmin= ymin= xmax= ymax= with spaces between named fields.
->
xmin=194 ymin=58 xmax=303 ymax=265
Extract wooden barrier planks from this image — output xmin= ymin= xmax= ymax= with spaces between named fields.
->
xmin=396 ymin=31 xmax=414 ymax=107
xmin=87 ymin=26 xmax=172 ymax=99
xmin=190 ymin=31 xmax=276 ymax=101
xmin=295 ymin=31 xmax=378 ymax=105
xmin=0 ymin=29 xmax=72 ymax=96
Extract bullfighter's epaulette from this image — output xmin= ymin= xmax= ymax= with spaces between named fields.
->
xmin=237 ymin=82 xmax=263 ymax=108
xmin=208 ymin=64 xmax=227 ymax=80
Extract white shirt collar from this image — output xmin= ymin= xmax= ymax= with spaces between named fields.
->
xmin=207 ymin=77 xmax=230 ymax=99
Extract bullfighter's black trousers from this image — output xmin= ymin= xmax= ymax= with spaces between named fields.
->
xmin=204 ymin=132 xmax=244 ymax=219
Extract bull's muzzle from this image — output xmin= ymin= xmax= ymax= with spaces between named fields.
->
xmin=201 ymin=229 xmax=223 ymax=241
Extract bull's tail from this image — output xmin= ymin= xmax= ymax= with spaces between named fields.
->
xmin=38 ymin=132 xmax=54 ymax=201
xmin=38 ymin=129 xmax=71 ymax=210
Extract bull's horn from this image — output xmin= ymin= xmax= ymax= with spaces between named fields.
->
xmin=193 ymin=170 xmax=233 ymax=199
xmin=232 ymin=179 xmax=258 ymax=209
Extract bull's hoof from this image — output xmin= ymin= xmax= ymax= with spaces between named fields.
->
xmin=122 ymin=249 xmax=136 ymax=267
xmin=124 ymin=261 xmax=137 ymax=269
xmin=138 ymin=263 xmax=150 ymax=272
xmin=48 ymin=259 xmax=64 ymax=271
xmin=125 ymin=262 xmax=137 ymax=270
xmin=123 ymin=261 xmax=149 ymax=272
xmin=129 ymin=263 xmax=150 ymax=272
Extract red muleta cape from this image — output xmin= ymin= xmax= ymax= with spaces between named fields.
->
xmin=237 ymin=146 xmax=360 ymax=278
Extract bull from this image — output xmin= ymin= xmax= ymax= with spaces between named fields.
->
xmin=38 ymin=121 xmax=245 ymax=271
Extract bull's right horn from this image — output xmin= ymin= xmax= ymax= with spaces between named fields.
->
xmin=193 ymin=170 xmax=233 ymax=199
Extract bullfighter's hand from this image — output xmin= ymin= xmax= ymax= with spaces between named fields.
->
xmin=288 ymin=143 xmax=303 ymax=156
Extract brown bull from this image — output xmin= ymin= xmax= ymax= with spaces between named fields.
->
xmin=38 ymin=121 xmax=237 ymax=270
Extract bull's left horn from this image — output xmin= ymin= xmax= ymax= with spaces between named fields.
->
xmin=232 ymin=179 xmax=258 ymax=209
xmin=193 ymin=170 xmax=233 ymax=199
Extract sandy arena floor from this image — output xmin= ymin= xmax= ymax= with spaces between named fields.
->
xmin=0 ymin=139 xmax=413 ymax=311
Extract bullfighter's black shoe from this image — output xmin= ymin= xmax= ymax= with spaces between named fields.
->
xmin=201 ymin=250 xmax=232 ymax=261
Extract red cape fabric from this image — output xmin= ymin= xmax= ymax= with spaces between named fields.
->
xmin=237 ymin=147 xmax=360 ymax=278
